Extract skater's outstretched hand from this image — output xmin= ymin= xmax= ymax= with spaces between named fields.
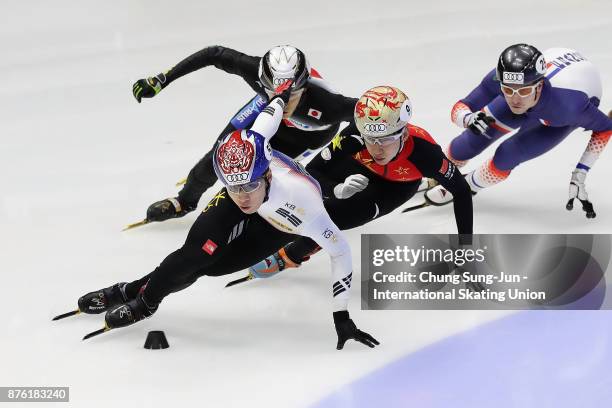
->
xmin=333 ymin=174 xmax=369 ymax=199
xmin=132 ymin=74 xmax=166 ymax=103
xmin=465 ymin=111 xmax=495 ymax=137
xmin=566 ymin=168 xmax=596 ymax=218
xmin=333 ymin=311 xmax=379 ymax=350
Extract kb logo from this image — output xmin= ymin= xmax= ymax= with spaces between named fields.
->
xmin=363 ymin=123 xmax=388 ymax=133
xmin=503 ymin=72 xmax=524 ymax=84
xmin=227 ymin=172 xmax=249 ymax=183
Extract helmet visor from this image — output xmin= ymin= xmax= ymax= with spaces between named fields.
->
xmin=226 ymin=178 xmax=265 ymax=194
xmin=362 ymin=127 xmax=405 ymax=146
xmin=500 ymin=83 xmax=539 ymax=97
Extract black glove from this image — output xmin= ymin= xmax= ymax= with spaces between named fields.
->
xmin=132 ymin=73 xmax=166 ymax=103
xmin=146 ymin=197 xmax=196 ymax=222
xmin=465 ymin=111 xmax=496 ymax=136
xmin=333 ymin=311 xmax=379 ymax=350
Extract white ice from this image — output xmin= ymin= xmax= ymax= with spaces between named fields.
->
xmin=1 ymin=1 xmax=611 ymax=407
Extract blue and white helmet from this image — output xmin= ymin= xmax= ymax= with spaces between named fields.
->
xmin=213 ymin=129 xmax=273 ymax=186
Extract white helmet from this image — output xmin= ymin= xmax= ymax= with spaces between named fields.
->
xmin=258 ymin=45 xmax=310 ymax=90
xmin=354 ymin=86 xmax=413 ymax=138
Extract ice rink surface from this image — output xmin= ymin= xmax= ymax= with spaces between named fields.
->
xmin=1 ymin=1 xmax=611 ymax=406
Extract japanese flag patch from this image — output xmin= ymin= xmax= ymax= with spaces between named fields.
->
xmin=307 ymin=108 xmax=322 ymax=120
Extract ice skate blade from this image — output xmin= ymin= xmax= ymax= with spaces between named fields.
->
xmin=122 ymin=219 xmax=149 ymax=231
xmin=52 ymin=310 xmax=81 ymax=321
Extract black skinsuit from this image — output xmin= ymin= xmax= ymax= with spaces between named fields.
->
xmin=155 ymin=45 xmax=357 ymax=208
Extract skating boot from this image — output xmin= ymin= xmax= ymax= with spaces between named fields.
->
xmin=146 ymin=197 xmax=196 ymax=222
xmin=105 ymin=293 xmax=158 ymax=329
xmin=77 ymin=283 xmax=129 ymax=314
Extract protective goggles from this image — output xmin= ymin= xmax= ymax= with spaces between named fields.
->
xmin=500 ymin=83 xmax=539 ymax=97
xmin=226 ymin=178 xmax=265 ymax=194
xmin=362 ymin=128 xmax=405 ymax=146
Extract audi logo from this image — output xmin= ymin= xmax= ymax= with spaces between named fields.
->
xmin=503 ymin=72 xmax=524 ymax=83
xmin=273 ymin=77 xmax=293 ymax=85
xmin=227 ymin=173 xmax=249 ymax=182
xmin=363 ymin=123 xmax=388 ymax=133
